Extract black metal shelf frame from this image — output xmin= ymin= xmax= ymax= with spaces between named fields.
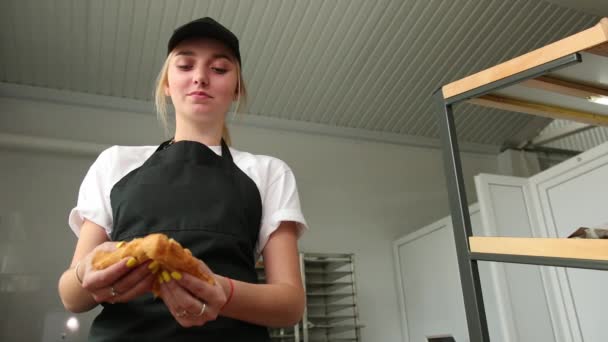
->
xmin=432 ymin=53 xmax=598 ymax=342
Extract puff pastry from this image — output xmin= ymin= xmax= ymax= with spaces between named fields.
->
xmin=92 ymin=233 xmax=215 ymax=295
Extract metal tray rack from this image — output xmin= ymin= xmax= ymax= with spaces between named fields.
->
xmin=257 ymin=253 xmax=364 ymax=342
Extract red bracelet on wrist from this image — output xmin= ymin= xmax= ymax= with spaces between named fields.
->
xmin=222 ymin=277 xmax=234 ymax=311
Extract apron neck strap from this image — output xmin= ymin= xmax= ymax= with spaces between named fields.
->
xmin=220 ymin=138 xmax=233 ymax=163
xmin=155 ymin=138 xmax=174 ymax=152
xmin=155 ymin=138 xmax=233 ymax=165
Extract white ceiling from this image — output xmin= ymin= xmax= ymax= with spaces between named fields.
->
xmin=0 ymin=0 xmax=601 ymax=149
xmin=543 ymin=0 xmax=608 ymax=17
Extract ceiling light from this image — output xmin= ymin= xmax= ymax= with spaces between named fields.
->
xmin=587 ymin=95 xmax=608 ymax=106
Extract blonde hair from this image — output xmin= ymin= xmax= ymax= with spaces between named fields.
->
xmin=154 ymin=51 xmax=247 ymax=146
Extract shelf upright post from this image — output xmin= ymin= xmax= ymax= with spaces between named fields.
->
xmin=322 ymin=258 xmax=330 ymax=342
xmin=434 ymin=89 xmax=490 ymax=342
xmin=300 ymin=252 xmax=309 ymax=342
xmin=349 ymin=254 xmax=362 ymax=342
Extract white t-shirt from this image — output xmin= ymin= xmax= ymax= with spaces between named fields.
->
xmin=68 ymin=144 xmax=308 ymax=256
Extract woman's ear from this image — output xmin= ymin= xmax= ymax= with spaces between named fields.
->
xmin=164 ymin=85 xmax=171 ymax=97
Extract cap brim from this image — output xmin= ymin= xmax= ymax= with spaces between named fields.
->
xmin=167 ymin=21 xmax=241 ymax=64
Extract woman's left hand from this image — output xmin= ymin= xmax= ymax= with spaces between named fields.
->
xmin=158 ymin=261 xmax=227 ymax=327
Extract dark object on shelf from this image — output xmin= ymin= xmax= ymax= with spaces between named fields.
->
xmin=568 ymin=226 xmax=608 ymax=239
xmin=428 ymin=335 xmax=456 ymax=342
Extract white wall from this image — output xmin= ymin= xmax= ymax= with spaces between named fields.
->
xmin=0 ymin=96 xmax=499 ymax=342
xmin=0 ymin=149 xmax=101 ymax=342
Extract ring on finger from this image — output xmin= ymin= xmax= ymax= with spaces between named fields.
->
xmin=176 ymin=310 xmax=187 ymax=318
xmin=110 ymin=286 xmax=118 ymax=297
xmin=195 ymin=303 xmax=207 ymax=317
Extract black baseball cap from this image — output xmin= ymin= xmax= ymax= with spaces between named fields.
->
xmin=167 ymin=17 xmax=241 ymax=65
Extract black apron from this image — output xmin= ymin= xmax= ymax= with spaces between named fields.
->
xmin=89 ymin=139 xmax=270 ymax=342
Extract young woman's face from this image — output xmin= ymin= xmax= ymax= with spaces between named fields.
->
xmin=166 ymin=38 xmax=239 ymax=125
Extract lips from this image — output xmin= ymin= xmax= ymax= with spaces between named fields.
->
xmin=188 ymin=91 xmax=212 ymax=99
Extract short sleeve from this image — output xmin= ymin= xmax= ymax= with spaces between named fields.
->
xmin=68 ymin=149 xmax=114 ymax=237
xmin=257 ymin=164 xmax=308 ymax=256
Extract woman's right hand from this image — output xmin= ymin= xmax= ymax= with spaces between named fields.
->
xmin=78 ymin=242 xmax=156 ymax=304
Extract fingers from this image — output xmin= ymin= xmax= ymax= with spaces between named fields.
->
xmin=96 ymin=240 xmax=123 ymax=252
xmin=85 ymin=259 xmax=154 ymax=304
xmin=110 ymin=262 xmax=156 ymax=303
xmin=159 ymin=273 xmax=212 ymax=327
xmin=160 ymin=281 xmax=189 ymax=326
xmin=160 ymin=281 xmax=205 ymax=327
xmin=195 ymin=258 xmax=214 ymax=277
xmin=179 ymin=273 xmax=226 ymax=313
xmin=112 ymin=260 xmax=154 ymax=293
xmin=82 ymin=256 xmax=136 ymax=291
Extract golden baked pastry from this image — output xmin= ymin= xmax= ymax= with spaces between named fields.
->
xmin=92 ymin=233 xmax=215 ymax=295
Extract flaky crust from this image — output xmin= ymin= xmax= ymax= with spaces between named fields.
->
xmin=92 ymin=233 xmax=214 ymax=295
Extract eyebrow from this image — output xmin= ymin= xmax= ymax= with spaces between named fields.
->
xmin=174 ymin=50 xmax=234 ymax=62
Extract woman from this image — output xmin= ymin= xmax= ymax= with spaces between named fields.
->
xmin=58 ymin=17 xmax=307 ymax=341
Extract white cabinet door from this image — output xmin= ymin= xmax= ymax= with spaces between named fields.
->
xmin=529 ymin=142 xmax=608 ymax=342
xmin=476 ymin=174 xmax=557 ymax=342
xmin=393 ymin=205 xmax=504 ymax=342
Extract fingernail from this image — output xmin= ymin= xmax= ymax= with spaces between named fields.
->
xmin=116 ymin=241 xmax=125 ymax=248
xmin=126 ymin=257 xmax=138 ymax=268
xmin=162 ymin=271 xmax=171 ymax=282
xmin=148 ymin=261 xmax=159 ymax=273
xmin=170 ymin=271 xmax=182 ymax=280
xmin=158 ymin=275 xmax=164 ymax=284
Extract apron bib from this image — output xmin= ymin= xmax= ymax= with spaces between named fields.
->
xmin=89 ymin=139 xmax=269 ymax=341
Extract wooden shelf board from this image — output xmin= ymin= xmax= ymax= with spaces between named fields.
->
xmin=442 ymin=17 xmax=608 ymax=99
xmin=587 ymin=41 xmax=608 ymax=57
xmin=520 ymin=75 xmax=608 ymax=99
xmin=467 ymin=94 xmax=608 ymax=126
xmin=469 ymin=236 xmax=608 ymax=261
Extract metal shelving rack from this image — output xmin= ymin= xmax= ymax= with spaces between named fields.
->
xmin=257 ymin=253 xmax=364 ymax=342
xmin=434 ymin=17 xmax=608 ymax=342
xmin=303 ymin=253 xmax=363 ymax=342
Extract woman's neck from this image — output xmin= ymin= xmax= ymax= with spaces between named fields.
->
xmin=173 ymin=117 xmax=224 ymax=146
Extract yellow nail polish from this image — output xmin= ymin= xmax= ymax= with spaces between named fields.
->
xmin=126 ymin=257 xmax=138 ymax=268
xmin=158 ymin=275 xmax=164 ymax=284
xmin=171 ymin=271 xmax=182 ymax=280
xmin=162 ymin=271 xmax=171 ymax=282
xmin=116 ymin=241 xmax=125 ymax=248
xmin=148 ymin=261 xmax=159 ymax=271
